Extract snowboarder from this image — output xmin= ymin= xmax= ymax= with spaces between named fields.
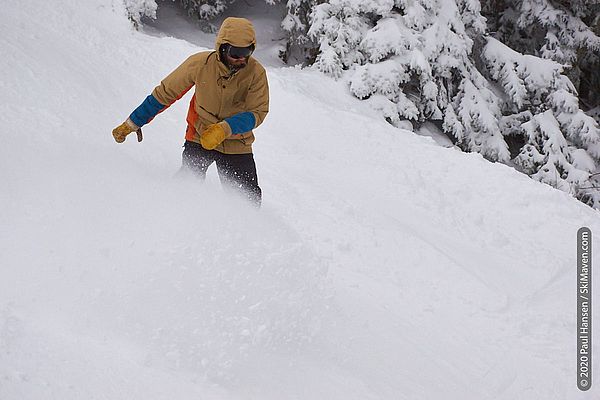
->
xmin=112 ymin=17 xmax=269 ymax=206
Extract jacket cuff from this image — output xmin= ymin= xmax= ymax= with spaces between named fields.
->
xmin=129 ymin=94 xmax=165 ymax=128
xmin=224 ymin=112 xmax=256 ymax=134
xmin=126 ymin=118 xmax=139 ymax=130
xmin=219 ymin=121 xmax=232 ymax=137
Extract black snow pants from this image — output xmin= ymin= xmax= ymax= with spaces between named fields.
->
xmin=180 ymin=140 xmax=262 ymax=206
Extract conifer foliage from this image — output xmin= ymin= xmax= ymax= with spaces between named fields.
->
xmin=123 ymin=0 xmax=157 ymax=25
xmin=179 ymin=0 xmax=228 ymax=20
xmin=483 ymin=0 xmax=600 ymax=113
xmin=281 ymin=0 xmax=319 ymax=63
xmin=482 ymin=0 xmax=600 ymax=207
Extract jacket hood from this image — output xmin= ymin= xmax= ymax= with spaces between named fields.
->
xmin=215 ymin=17 xmax=256 ymax=50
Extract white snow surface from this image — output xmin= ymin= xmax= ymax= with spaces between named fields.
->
xmin=1 ymin=1 xmax=599 ymax=399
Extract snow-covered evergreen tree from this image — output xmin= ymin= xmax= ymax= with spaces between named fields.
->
xmin=483 ymin=37 xmax=600 ymax=207
xmin=124 ymin=0 xmax=158 ymax=25
xmin=308 ymin=0 xmax=510 ymax=161
xmin=483 ymin=0 xmax=600 ymax=121
xmin=280 ymin=0 xmax=319 ymax=63
xmin=180 ymin=0 xmax=229 ymax=20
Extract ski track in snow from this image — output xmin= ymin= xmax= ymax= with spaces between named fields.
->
xmin=1 ymin=1 xmax=599 ymax=399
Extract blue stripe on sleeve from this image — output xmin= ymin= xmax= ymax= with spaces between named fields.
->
xmin=129 ymin=94 xmax=165 ymax=127
xmin=225 ymin=112 xmax=256 ymax=134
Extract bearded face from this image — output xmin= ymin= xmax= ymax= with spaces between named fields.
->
xmin=220 ymin=44 xmax=254 ymax=72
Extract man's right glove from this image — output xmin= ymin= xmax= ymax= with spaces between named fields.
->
xmin=112 ymin=119 xmax=139 ymax=143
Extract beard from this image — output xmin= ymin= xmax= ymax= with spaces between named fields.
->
xmin=228 ymin=60 xmax=247 ymax=73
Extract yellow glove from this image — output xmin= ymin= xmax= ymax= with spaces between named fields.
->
xmin=112 ymin=119 xmax=139 ymax=143
xmin=200 ymin=122 xmax=231 ymax=150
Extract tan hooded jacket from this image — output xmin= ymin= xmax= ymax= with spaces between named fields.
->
xmin=151 ymin=17 xmax=269 ymax=154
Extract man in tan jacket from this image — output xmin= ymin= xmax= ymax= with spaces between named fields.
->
xmin=112 ymin=17 xmax=269 ymax=205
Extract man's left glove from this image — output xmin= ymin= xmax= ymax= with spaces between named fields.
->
xmin=112 ymin=118 xmax=139 ymax=143
xmin=200 ymin=122 xmax=231 ymax=150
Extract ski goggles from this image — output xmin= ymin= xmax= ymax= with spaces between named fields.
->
xmin=227 ymin=44 xmax=254 ymax=59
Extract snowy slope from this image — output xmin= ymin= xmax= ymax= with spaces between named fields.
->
xmin=1 ymin=1 xmax=599 ymax=399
